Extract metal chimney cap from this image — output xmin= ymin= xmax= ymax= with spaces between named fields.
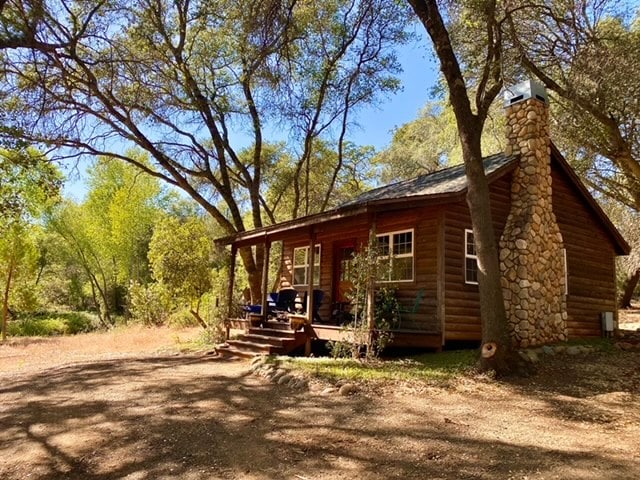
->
xmin=503 ymin=79 xmax=548 ymax=107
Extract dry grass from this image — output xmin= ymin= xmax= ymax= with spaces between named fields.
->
xmin=0 ymin=325 xmax=201 ymax=376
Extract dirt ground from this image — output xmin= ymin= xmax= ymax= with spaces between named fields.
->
xmin=1 ymin=322 xmax=639 ymax=480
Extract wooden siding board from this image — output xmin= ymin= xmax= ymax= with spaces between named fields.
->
xmin=551 ymin=163 xmax=617 ymax=337
xmin=443 ymin=174 xmax=513 ymax=341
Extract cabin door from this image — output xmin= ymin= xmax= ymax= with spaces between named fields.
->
xmin=333 ymin=241 xmax=356 ymax=304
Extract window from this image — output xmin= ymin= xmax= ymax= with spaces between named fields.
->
xmin=562 ymin=248 xmax=568 ymax=295
xmin=293 ymin=244 xmax=321 ymax=286
xmin=465 ymin=229 xmax=478 ymax=284
xmin=376 ymin=229 xmax=414 ymax=282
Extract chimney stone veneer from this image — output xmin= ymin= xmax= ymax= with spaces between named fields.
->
xmin=499 ymin=81 xmax=567 ymax=347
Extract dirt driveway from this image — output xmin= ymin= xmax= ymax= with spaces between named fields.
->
xmin=1 ymin=326 xmax=639 ymax=480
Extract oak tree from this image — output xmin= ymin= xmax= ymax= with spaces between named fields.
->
xmin=0 ymin=0 xmax=410 ymax=300
xmin=407 ymin=0 xmax=515 ymax=373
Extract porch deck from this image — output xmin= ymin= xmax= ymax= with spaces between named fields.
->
xmin=309 ymin=324 xmax=443 ymax=349
xmin=223 ymin=318 xmax=442 ymax=357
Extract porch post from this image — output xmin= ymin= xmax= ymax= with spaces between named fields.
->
xmin=306 ymin=230 xmax=316 ymax=323
xmin=366 ymin=218 xmax=377 ymax=332
xmin=225 ymin=244 xmax=237 ymax=340
xmin=261 ymin=240 xmax=271 ymax=324
xmin=366 ymin=216 xmax=377 ymax=353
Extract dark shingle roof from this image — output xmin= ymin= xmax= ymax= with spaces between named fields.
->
xmin=341 ymin=153 xmax=517 ymax=207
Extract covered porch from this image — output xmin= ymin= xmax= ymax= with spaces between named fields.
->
xmin=217 ymin=205 xmax=444 ymax=356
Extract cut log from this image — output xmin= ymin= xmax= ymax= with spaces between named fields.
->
xmin=481 ymin=342 xmax=497 ymax=358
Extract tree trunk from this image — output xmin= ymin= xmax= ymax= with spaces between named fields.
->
xmin=619 ymin=268 xmax=640 ymax=309
xmin=407 ymin=0 xmax=515 ymax=375
xmin=238 ymin=245 xmax=262 ymax=303
xmin=2 ymin=263 xmax=14 ymax=342
xmin=189 ymin=309 xmax=208 ymax=329
xmin=461 ymin=132 xmax=513 ymax=373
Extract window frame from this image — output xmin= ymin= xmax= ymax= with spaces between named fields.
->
xmin=292 ymin=244 xmax=321 ymax=287
xmin=376 ymin=228 xmax=415 ymax=283
xmin=464 ymin=229 xmax=479 ymax=285
xmin=562 ymin=247 xmax=568 ymax=295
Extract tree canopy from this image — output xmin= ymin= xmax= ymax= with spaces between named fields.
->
xmin=0 ymin=0 xmax=411 ymax=298
xmin=505 ymin=0 xmax=640 ymax=211
xmin=0 ymin=148 xmax=61 ymax=340
xmin=374 ymin=97 xmax=506 ymax=183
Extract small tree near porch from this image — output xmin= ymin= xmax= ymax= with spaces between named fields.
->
xmin=333 ymin=228 xmax=397 ymax=359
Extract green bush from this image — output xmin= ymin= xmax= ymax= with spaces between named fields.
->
xmin=128 ymin=282 xmax=170 ymax=326
xmin=8 ymin=311 xmax=98 ymax=337
xmin=167 ymin=308 xmax=200 ymax=328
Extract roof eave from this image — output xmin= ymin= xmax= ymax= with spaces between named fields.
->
xmin=215 ymin=204 xmax=370 ymax=247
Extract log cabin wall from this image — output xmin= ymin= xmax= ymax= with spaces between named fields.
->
xmin=442 ymin=162 xmax=618 ymax=342
xmin=279 ymin=207 xmax=441 ymax=333
xmin=550 ymin=161 xmax=617 ymax=337
xmin=443 ymin=174 xmax=514 ymax=341
xmin=375 ymin=208 xmax=440 ymax=333
xmin=274 ymin=157 xmax=619 ymax=342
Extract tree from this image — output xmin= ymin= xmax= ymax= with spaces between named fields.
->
xmin=0 ymin=0 xmax=410 ymax=300
xmin=46 ymin=155 xmax=163 ymax=324
xmin=374 ymin=98 xmax=506 ymax=183
xmin=148 ymin=215 xmax=218 ymax=328
xmin=0 ymin=224 xmax=38 ymax=341
xmin=261 ymin=139 xmax=377 ymax=223
xmin=603 ymin=201 xmax=640 ymax=308
xmin=0 ymin=147 xmax=60 ymax=220
xmin=505 ymin=2 xmax=640 ymax=211
xmin=0 ymin=147 xmax=60 ymax=340
xmin=84 ymin=155 xmax=161 ymax=289
xmin=48 ymin=201 xmax=115 ymax=326
xmin=406 ymin=0 xmax=515 ymax=373
xmin=503 ymin=1 xmax=640 ymax=303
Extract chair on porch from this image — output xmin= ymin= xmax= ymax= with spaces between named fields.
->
xmin=301 ymin=289 xmax=325 ymax=323
xmin=270 ymin=288 xmax=298 ymax=320
xmin=398 ymin=289 xmax=426 ymax=329
xmin=241 ymin=292 xmax=278 ymax=318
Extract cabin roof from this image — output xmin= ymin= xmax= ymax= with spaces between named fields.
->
xmin=341 ymin=153 xmax=515 ymax=207
xmin=217 ymin=146 xmax=630 ymax=255
xmin=217 ymin=153 xmax=518 ymax=246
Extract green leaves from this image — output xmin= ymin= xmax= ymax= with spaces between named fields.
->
xmin=148 ymin=215 xmax=215 ymax=304
xmin=0 ymin=148 xmax=61 ymax=223
xmin=506 ymin=1 xmax=640 ymax=211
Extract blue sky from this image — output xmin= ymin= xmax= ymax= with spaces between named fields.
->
xmin=63 ymin=35 xmax=440 ymax=199
xmin=349 ymin=37 xmax=438 ymax=150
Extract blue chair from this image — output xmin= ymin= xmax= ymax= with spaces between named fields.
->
xmin=242 ymin=292 xmax=278 ymax=317
xmin=302 ymin=289 xmax=325 ymax=323
xmin=270 ymin=288 xmax=298 ymax=319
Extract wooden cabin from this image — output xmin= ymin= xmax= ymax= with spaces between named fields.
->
xmin=216 ymin=81 xmax=630 ymax=356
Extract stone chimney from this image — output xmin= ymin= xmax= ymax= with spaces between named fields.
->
xmin=499 ymin=80 xmax=568 ymax=348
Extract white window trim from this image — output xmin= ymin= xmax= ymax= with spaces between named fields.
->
xmin=562 ymin=248 xmax=568 ymax=295
xmin=465 ymin=229 xmax=479 ymax=285
xmin=376 ymin=229 xmax=415 ymax=283
xmin=292 ymin=244 xmax=321 ymax=287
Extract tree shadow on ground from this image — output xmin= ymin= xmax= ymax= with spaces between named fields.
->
xmin=499 ymin=350 xmax=640 ymax=428
xmin=1 ymin=354 xmax=639 ymax=479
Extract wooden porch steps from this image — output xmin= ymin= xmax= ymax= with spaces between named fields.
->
xmin=217 ymin=320 xmax=309 ymax=358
